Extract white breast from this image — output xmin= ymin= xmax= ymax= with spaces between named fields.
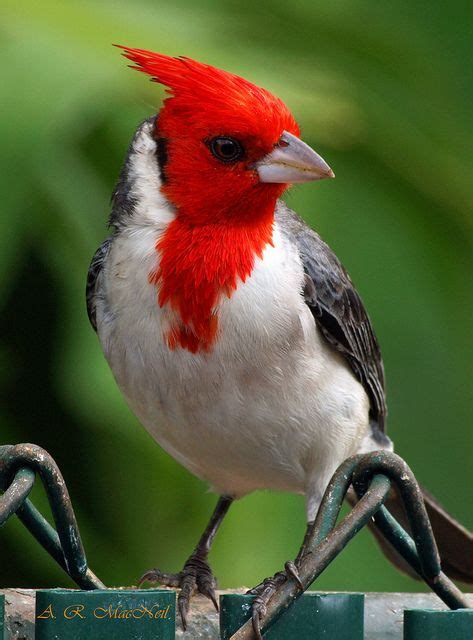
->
xmin=97 ymin=221 xmax=369 ymax=519
xmin=95 ymin=123 xmax=370 ymax=520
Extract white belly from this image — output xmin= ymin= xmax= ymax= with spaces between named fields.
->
xmin=96 ymin=222 xmax=370 ymax=515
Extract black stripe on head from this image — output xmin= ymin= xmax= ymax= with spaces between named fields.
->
xmin=156 ymin=137 xmax=168 ymax=184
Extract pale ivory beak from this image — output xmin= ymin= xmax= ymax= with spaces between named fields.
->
xmin=255 ymin=130 xmax=335 ymax=183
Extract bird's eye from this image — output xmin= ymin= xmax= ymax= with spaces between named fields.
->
xmin=209 ymin=137 xmax=243 ymax=163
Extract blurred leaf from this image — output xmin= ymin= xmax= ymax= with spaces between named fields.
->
xmin=0 ymin=0 xmax=471 ymax=593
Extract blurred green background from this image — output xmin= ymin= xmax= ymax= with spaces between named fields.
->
xmin=1 ymin=0 xmax=471 ymax=596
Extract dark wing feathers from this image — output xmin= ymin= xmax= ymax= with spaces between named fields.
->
xmin=276 ymin=202 xmax=388 ymax=434
xmin=86 ymin=236 xmax=113 ymax=332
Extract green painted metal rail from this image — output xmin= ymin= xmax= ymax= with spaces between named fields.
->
xmin=230 ymin=452 xmax=470 ymax=639
xmin=0 ymin=443 xmax=103 ymax=589
xmin=0 ymin=443 xmax=471 ymax=639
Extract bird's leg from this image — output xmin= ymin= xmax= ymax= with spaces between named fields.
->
xmin=139 ymin=495 xmax=233 ymax=630
xmin=247 ymin=520 xmax=314 ymax=639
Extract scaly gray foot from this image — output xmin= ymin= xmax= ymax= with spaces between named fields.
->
xmin=247 ymin=561 xmax=303 ymax=639
xmin=139 ymin=552 xmax=218 ymax=630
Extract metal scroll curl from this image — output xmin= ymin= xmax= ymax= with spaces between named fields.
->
xmin=0 ymin=443 xmax=103 ymax=589
xmin=230 ymin=451 xmax=470 ymax=640
xmin=0 ymin=444 xmax=470 ymax=639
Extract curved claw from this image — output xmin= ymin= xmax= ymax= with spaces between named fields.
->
xmin=192 ymin=556 xmax=219 ymax=610
xmin=248 ymin=562 xmax=304 ymax=637
xmin=196 ymin=566 xmax=219 ymax=610
xmin=178 ymin=568 xmax=200 ymax=630
xmin=250 ymin=579 xmax=279 ymax=639
xmin=137 ymin=569 xmax=158 ymax=587
xmin=284 ymin=561 xmax=303 ymax=590
xmin=198 ymin=580 xmax=219 ymax=611
xmin=137 ymin=568 xmax=182 ymax=588
xmin=178 ymin=591 xmax=191 ymax=631
xmin=138 ymin=556 xmax=218 ymax=630
xmin=252 ymin=602 xmax=265 ymax=640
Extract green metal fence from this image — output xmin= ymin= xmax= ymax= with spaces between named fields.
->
xmin=1 ymin=443 xmax=471 ymax=638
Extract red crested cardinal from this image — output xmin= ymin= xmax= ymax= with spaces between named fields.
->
xmin=87 ymin=47 xmax=472 ymax=632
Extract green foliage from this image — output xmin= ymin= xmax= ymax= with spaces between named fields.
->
xmin=1 ymin=0 xmax=471 ymax=594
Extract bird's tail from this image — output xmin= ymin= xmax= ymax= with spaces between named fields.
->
xmin=356 ymin=485 xmax=473 ymax=583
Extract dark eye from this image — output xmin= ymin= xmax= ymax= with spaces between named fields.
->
xmin=209 ymin=137 xmax=243 ymax=163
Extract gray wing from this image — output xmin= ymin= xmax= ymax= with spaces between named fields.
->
xmin=86 ymin=236 xmax=112 ymax=331
xmin=276 ymin=202 xmax=388 ymax=436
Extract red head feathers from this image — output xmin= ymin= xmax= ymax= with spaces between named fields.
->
xmin=117 ymin=46 xmax=301 ymax=352
xmin=118 ymin=46 xmax=299 ymax=162
xmin=118 ymin=46 xmax=300 ymax=223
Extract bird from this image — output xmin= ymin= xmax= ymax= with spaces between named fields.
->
xmin=86 ymin=46 xmax=472 ymax=634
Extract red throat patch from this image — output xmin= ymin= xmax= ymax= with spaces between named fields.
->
xmin=149 ymin=207 xmax=275 ymax=353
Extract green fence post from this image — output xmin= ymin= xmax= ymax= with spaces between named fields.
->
xmin=404 ymin=608 xmax=473 ymax=640
xmin=220 ymin=592 xmax=364 ymax=639
xmin=35 ymin=589 xmax=175 ymax=640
